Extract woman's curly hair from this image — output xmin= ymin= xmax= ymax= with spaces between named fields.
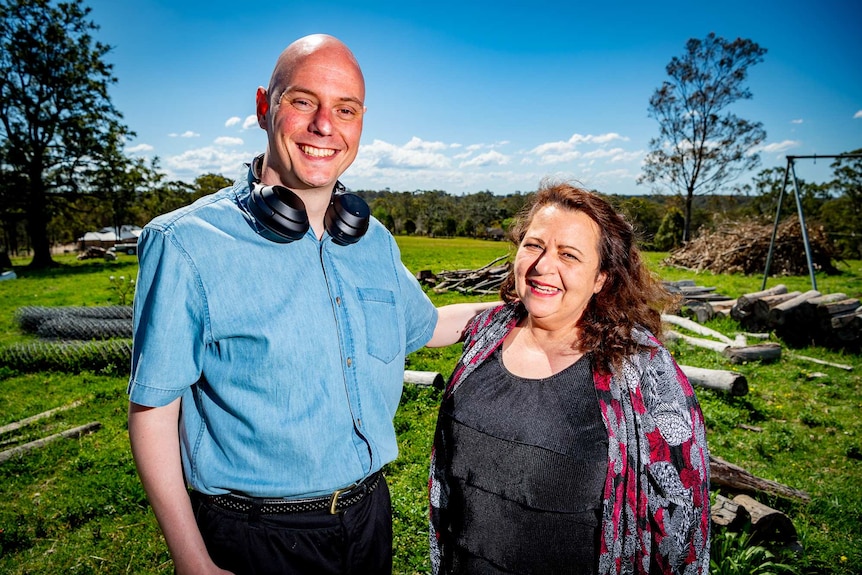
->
xmin=500 ymin=181 xmax=675 ymax=374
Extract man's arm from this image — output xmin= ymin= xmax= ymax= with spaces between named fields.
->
xmin=426 ymin=301 xmax=500 ymax=348
xmin=128 ymin=400 xmax=233 ymax=575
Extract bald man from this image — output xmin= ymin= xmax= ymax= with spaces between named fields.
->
xmin=128 ymin=34 xmax=492 ymax=574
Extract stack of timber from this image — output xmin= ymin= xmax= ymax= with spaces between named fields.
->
xmin=417 ymin=255 xmax=510 ymax=295
xmin=730 ymin=284 xmax=861 ymax=350
xmin=663 ymin=279 xmax=735 ymax=323
xmin=663 ymin=218 xmax=839 ymax=276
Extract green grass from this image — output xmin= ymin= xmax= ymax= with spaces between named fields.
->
xmin=0 ymin=239 xmax=860 ymax=574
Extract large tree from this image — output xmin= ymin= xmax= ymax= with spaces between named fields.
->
xmin=639 ymin=33 xmax=767 ymax=242
xmin=0 ymin=0 xmax=128 ymax=267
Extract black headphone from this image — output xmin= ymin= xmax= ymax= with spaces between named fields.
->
xmin=246 ymin=156 xmax=370 ymax=245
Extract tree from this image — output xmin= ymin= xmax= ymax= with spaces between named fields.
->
xmin=639 ymin=33 xmax=767 ymax=242
xmin=653 ymin=207 xmax=685 ymax=251
xmin=0 ymin=0 xmax=128 ymax=268
xmin=821 ymin=150 xmax=862 ymax=258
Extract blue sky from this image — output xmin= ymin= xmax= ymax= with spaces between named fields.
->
xmin=87 ymin=0 xmax=861 ymax=196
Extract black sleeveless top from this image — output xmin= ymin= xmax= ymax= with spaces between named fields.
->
xmin=436 ymin=348 xmax=608 ymax=575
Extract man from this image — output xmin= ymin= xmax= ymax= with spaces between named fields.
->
xmin=128 ymin=34 xmax=488 ymax=575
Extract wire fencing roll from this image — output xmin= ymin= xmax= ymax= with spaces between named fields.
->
xmin=4 ymin=306 xmax=134 ymax=374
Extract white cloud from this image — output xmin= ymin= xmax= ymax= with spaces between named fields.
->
xmin=791 ymin=119 xmax=804 ymax=124
xmin=169 ymin=130 xmax=200 ymax=138
xmin=460 ymin=150 xmax=509 ymax=168
xmin=757 ymin=140 xmax=800 ymax=154
xmin=536 ymin=150 xmax=583 ymax=165
xmin=164 ymin=146 xmax=250 ymax=178
xmin=583 ymin=147 xmax=628 ymax=159
xmin=354 ymin=138 xmax=452 ymax=171
xmin=225 ymin=116 xmax=241 ymax=127
xmin=127 ymin=143 xmax=154 ymax=153
xmin=404 ymin=136 xmax=448 ymax=152
xmin=243 ymin=115 xmax=259 ymax=130
xmin=854 ymin=110 xmax=862 ymax=119
xmin=214 ymin=136 xmax=244 ymax=146
xmin=529 ymin=132 xmax=629 ymax=157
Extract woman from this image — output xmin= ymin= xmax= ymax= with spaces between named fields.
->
xmin=429 ymin=182 xmax=710 ymax=574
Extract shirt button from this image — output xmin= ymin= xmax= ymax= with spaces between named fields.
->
xmin=347 ymin=357 xmax=352 ymax=367
xmin=357 ymin=418 xmax=362 ymax=427
xmin=336 ymin=296 xmax=342 ymax=305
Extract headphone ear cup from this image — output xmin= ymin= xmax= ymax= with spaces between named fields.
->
xmin=248 ymin=184 xmax=309 ymax=242
xmin=325 ymin=193 xmax=370 ymax=246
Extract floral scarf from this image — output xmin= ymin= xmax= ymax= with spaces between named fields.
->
xmin=429 ymin=303 xmax=710 ymax=574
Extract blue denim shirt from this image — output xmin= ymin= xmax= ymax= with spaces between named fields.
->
xmin=128 ymin=170 xmax=438 ymax=498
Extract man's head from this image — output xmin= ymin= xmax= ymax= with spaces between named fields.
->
xmin=256 ymin=34 xmax=365 ymax=194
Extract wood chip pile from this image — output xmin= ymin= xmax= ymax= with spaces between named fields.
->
xmin=663 ymin=219 xmax=839 ymax=276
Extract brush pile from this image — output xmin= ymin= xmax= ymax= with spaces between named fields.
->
xmin=663 ymin=218 xmax=839 ymax=276
xmin=417 ymin=255 xmax=510 ymax=295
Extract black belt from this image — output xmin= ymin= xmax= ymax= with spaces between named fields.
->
xmin=198 ymin=471 xmax=382 ymax=515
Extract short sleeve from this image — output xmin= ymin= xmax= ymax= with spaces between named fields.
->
xmin=127 ymin=227 xmax=207 ymax=407
xmin=392 ymin=243 xmax=437 ymax=354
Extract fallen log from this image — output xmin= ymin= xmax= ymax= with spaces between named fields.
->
xmin=732 ymin=284 xmax=788 ymax=322
xmin=662 ymin=314 xmax=734 ymax=345
xmin=680 ymin=365 xmax=748 ymax=396
xmin=0 ymin=400 xmax=84 ymax=435
xmin=404 ymin=370 xmax=444 ymax=389
xmin=666 ymin=330 xmax=782 ymax=363
xmin=0 ymin=422 xmax=102 ymax=464
xmin=723 ymin=343 xmax=782 ymax=364
xmin=711 ymin=493 xmax=751 ymax=530
xmin=750 ymin=291 xmax=801 ymax=328
xmin=710 ymin=454 xmax=810 ymax=502
xmin=665 ymin=330 xmax=728 ymax=353
xmin=787 ymin=353 xmax=853 ymax=371
xmin=767 ymin=289 xmax=822 ymax=327
xmin=711 ymin=494 xmax=798 ymax=544
xmin=732 ymin=494 xmax=799 ymax=544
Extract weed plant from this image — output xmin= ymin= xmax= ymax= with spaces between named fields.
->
xmin=0 ymin=242 xmax=860 ymax=574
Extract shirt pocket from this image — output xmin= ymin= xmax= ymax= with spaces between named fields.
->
xmin=357 ymin=287 xmax=399 ymax=364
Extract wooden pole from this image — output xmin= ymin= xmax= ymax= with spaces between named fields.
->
xmin=0 ymin=400 xmax=83 ymax=435
xmin=0 ymin=422 xmax=101 ymax=464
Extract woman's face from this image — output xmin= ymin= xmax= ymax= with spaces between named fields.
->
xmin=514 ymin=205 xmax=607 ymax=332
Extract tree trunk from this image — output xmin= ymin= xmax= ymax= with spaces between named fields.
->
xmin=25 ymin=168 xmax=56 ymax=269
xmin=683 ymin=188 xmax=694 ymax=243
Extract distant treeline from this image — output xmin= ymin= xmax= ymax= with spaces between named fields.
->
xmin=6 ymin=162 xmax=860 ymax=261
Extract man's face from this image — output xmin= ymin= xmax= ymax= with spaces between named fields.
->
xmin=260 ymin=44 xmax=365 ymax=192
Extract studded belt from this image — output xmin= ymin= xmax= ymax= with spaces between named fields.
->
xmin=199 ymin=471 xmax=381 ymax=515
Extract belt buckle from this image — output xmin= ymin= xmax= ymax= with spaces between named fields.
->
xmin=329 ymin=486 xmax=348 ymax=514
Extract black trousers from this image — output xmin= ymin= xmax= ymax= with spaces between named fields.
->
xmin=190 ymin=477 xmax=393 ymax=575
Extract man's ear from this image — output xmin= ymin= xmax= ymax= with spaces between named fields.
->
xmin=256 ymin=87 xmax=269 ymax=128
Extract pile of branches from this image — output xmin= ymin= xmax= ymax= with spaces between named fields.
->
xmin=663 ymin=218 xmax=839 ymax=276
xmin=417 ymin=255 xmax=511 ymax=295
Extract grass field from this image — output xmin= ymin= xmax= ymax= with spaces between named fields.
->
xmin=0 ymin=237 xmax=860 ymax=574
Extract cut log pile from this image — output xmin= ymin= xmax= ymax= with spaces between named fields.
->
xmin=417 ymin=255 xmax=510 ymax=294
xmin=663 ymin=218 xmax=839 ymax=276
xmin=665 ymin=279 xmax=861 ymax=351
xmin=729 ymin=284 xmax=861 ymax=350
